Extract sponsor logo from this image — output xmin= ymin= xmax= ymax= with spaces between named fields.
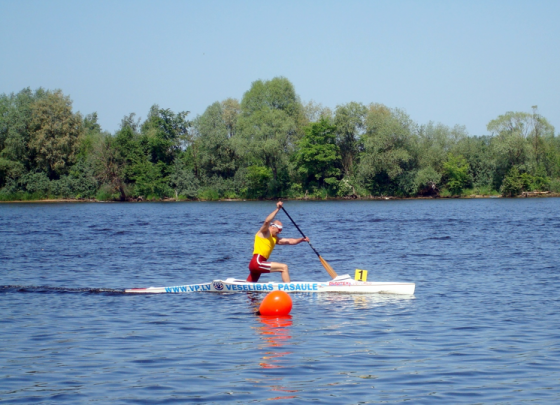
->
xmin=163 ymin=282 xmax=321 ymax=293
xmin=277 ymin=283 xmax=318 ymax=291
xmin=222 ymin=283 xmax=319 ymax=292
xmin=328 ymin=281 xmax=352 ymax=286
xmin=225 ymin=283 xmax=274 ymax=291
xmin=165 ymin=284 xmax=211 ymax=293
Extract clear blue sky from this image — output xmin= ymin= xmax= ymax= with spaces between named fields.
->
xmin=1 ymin=0 xmax=558 ymax=135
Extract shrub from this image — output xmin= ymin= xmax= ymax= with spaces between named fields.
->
xmin=500 ymin=167 xmax=523 ymax=197
xmin=50 ymin=176 xmax=74 ymax=198
xmin=335 ymin=177 xmax=354 ymax=197
xmin=287 ymin=183 xmax=304 ymax=198
xmin=463 ymin=185 xmax=499 ymax=196
xmin=198 ymin=188 xmax=220 ymax=201
xmin=23 ymin=172 xmax=51 ymax=197
xmin=246 ymin=166 xmax=272 ymax=199
xmin=501 ymin=167 xmax=551 ymax=196
xmin=549 ymin=178 xmax=560 ymax=193
xmin=443 ymin=155 xmax=471 ymax=195
xmin=96 ymin=184 xmax=118 ymax=201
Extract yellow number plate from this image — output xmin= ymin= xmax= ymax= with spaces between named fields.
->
xmin=354 ymin=269 xmax=368 ymax=281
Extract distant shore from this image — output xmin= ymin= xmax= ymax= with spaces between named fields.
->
xmin=1 ymin=191 xmax=559 ymax=203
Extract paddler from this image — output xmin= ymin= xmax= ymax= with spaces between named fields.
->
xmin=247 ymin=201 xmax=309 ymax=282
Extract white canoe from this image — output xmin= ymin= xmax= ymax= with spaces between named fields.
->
xmin=125 ymin=274 xmax=415 ymax=295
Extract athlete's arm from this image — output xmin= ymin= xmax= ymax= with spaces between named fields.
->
xmin=258 ymin=201 xmax=283 ymax=236
xmin=276 ymin=236 xmax=309 ymax=245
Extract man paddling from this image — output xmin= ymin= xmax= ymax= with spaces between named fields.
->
xmin=248 ymin=201 xmax=309 ymax=282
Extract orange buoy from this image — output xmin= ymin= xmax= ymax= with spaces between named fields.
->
xmin=258 ymin=291 xmax=293 ymax=316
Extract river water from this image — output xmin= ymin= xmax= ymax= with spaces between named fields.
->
xmin=1 ymin=198 xmax=559 ymax=404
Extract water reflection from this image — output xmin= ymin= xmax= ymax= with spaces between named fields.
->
xmin=256 ymin=315 xmax=293 ymax=365
xmin=246 ymin=293 xmax=299 ymax=400
xmin=246 ymin=293 xmax=294 ymax=367
xmin=254 ymin=316 xmax=298 ymax=400
xmin=311 ymin=293 xmax=416 ymax=310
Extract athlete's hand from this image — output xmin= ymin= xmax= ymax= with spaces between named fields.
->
xmin=277 ymin=201 xmax=283 ymax=209
xmin=302 ymin=237 xmax=309 ymax=243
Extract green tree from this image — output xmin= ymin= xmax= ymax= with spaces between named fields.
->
xmin=500 ymin=166 xmax=524 ymax=197
xmin=245 ymin=165 xmax=272 ymax=198
xmin=83 ymin=112 xmax=102 ymax=134
xmin=443 ymin=154 xmax=471 ymax=195
xmin=0 ymin=158 xmax=24 ymax=190
xmin=413 ymin=166 xmax=442 ymax=196
xmin=334 ymin=102 xmax=367 ymax=176
xmin=357 ymin=104 xmax=415 ymax=195
xmin=302 ymin=100 xmax=333 ymax=123
xmin=22 ymin=171 xmax=51 ymax=196
xmin=488 ymin=111 xmax=530 ymax=185
xmin=101 ymin=106 xmax=191 ymax=200
xmin=0 ymin=88 xmax=49 ymax=172
xmin=132 ymin=160 xmax=171 ymax=199
xmin=240 ymin=77 xmax=303 ymax=122
xmin=487 ymin=108 xmax=558 ymax=189
xmin=140 ymin=105 xmax=190 ymax=165
xmin=488 ymin=111 xmax=533 ymax=138
xmin=236 ymin=108 xmax=296 ymax=181
xmin=527 ymin=106 xmax=555 ymax=174
xmin=90 ymin=134 xmax=127 ymax=200
xmin=454 ymin=135 xmax=496 ymax=191
xmin=416 ymin=122 xmax=467 ymax=173
xmin=193 ymin=101 xmax=239 ymax=179
xmin=170 ymin=158 xmax=200 ymax=199
xmin=28 ymin=90 xmax=84 ymax=178
xmin=221 ymin=98 xmax=241 ymax=138
xmin=294 ymin=118 xmax=341 ymax=190
xmin=0 ymin=88 xmax=97 ymax=198
xmin=236 ymin=77 xmax=303 ymax=195
xmin=113 ymin=124 xmax=143 ymax=186
xmin=65 ymin=158 xmax=99 ymax=198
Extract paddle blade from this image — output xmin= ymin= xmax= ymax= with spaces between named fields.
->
xmin=319 ymin=256 xmax=338 ymax=279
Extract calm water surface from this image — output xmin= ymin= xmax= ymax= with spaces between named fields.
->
xmin=1 ymin=199 xmax=560 ymax=404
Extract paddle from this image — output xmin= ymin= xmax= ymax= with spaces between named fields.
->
xmin=281 ymin=206 xmax=338 ymax=279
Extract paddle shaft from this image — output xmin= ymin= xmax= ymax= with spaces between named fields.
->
xmin=281 ymin=207 xmax=318 ymax=256
xmin=281 ymin=207 xmax=337 ymax=278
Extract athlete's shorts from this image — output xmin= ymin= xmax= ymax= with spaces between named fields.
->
xmin=247 ymin=254 xmax=271 ymax=282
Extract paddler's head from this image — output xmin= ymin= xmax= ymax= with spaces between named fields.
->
xmin=270 ymin=221 xmax=283 ymax=237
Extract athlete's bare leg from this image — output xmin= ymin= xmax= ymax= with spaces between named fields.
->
xmin=269 ymin=262 xmax=290 ymax=282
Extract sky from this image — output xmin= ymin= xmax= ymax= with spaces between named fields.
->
xmin=1 ymin=0 xmax=558 ymax=136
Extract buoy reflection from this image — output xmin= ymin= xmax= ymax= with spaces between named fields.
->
xmin=258 ymin=315 xmax=292 ymax=350
xmin=256 ymin=315 xmax=297 ymax=400
xmin=247 ymin=292 xmax=298 ymax=394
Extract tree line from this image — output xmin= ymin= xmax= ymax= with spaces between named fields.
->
xmin=1 ymin=78 xmax=559 ymax=201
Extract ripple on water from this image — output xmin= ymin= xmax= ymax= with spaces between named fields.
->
xmin=1 ymin=199 xmax=560 ymax=403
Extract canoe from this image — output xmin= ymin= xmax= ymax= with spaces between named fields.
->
xmin=124 ymin=274 xmax=415 ymax=295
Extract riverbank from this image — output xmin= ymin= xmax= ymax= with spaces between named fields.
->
xmin=1 ymin=191 xmax=559 ymax=203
